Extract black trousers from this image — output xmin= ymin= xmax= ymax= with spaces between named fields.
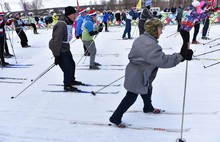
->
xmin=180 ymin=29 xmax=190 ymax=53
xmin=31 ymin=23 xmax=38 ymax=33
xmin=59 ymin=51 xmax=76 ymax=86
xmin=192 ymin=23 xmax=200 ymax=41
xmin=16 ymin=28 xmax=28 ymax=47
xmin=0 ymin=36 xmax=5 ymax=63
xmin=103 ymin=21 xmax=108 ymax=31
xmin=110 ymin=87 xmax=154 ymax=125
xmin=202 ymin=18 xmax=209 ymax=37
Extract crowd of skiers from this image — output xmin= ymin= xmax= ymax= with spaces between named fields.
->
xmin=1 ymin=0 xmax=220 ymax=128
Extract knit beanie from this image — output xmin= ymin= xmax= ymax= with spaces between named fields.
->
xmin=65 ymin=6 xmax=76 ymax=16
xmin=192 ymin=0 xmax=200 ymax=7
xmin=144 ymin=18 xmax=164 ymax=39
xmin=145 ymin=0 xmax=152 ymax=7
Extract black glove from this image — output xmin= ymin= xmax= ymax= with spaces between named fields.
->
xmin=99 ymin=23 xmax=103 ymax=28
xmin=54 ymin=56 xmax=62 ymax=65
xmin=180 ymin=49 xmax=193 ymax=61
xmin=98 ymin=27 xmax=103 ymax=32
xmin=76 ymin=34 xmax=81 ymax=39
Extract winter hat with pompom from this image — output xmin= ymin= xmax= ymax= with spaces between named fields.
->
xmin=192 ymin=0 xmax=200 ymax=7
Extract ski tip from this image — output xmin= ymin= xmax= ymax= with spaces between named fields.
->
xmin=91 ymin=91 xmax=96 ymax=96
xmin=213 ymin=111 xmax=219 ymax=114
xmin=11 ymin=96 xmax=14 ymax=99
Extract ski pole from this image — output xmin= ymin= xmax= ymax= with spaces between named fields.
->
xmin=203 ymin=37 xmax=220 ymax=45
xmin=76 ymin=34 xmax=98 ymax=66
xmin=6 ymin=28 xmax=17 ymax=63
xmin=174 ymin=32 xmax=180 ymax=37
xmin=131 ymin=21 xmax=138 ymax=38
xmin=76 ymin=24 xmax=104 ymax=66
xmin=209 ymin=43 xmax=220 ymax=48
xmin=11 ymin=63 xmax=55 ymax=99
xmin=176 ymin=61 xmax=188 ymax=142
xmin=91 ymin=75 xmax=125 ymax=95
xmin=166 ymin=32 xmax=178 ymax=38
xmin=194 ymin=48 xmax=220 ymax=57
xmin=204 ymin=61 xmax=220 ymax=68
xmin=70 ymin=38 xmax=77 ymax=44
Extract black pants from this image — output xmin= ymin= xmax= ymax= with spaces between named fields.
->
xmin=202 ymin=18 xmax=209 ymax=37
xmin=110 ymin=87 xmax=154 ymax=125
xmin=177 ymin=20 xmax=181 ymax=32
xmin=192 ymin=23 xmax=200 ymax=42
xmin=31 ymin=23 xmax=38 ymax=33
xmin=103 ymin=21 xmax=108 ymax=31
xmin=0 ymin=36 xmax=5 ymax=63
xmin=59 ymin=51 xmax=76 ymax=86
xmin=2 ymin=35 xmax=10 ymax=54
xmin=180 ymin=29 xmax=190 ymax=53
xmin=138 ymin=20 xmax=146 ymax=35
xmin=16 ymin=29 xmax=28 ymax=47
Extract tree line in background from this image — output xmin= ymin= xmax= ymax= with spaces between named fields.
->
xmin=1 ymin=0 xmax=220 ymax=14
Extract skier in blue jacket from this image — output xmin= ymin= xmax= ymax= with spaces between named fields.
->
xmin=75 ymin=8 xmax=89 ymax=56
xmin=122 ymin=7 xmax=137 ymax=39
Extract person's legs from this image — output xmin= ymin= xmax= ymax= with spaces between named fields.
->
xmin=109 ymin=91 xmax=138 ymax=125
xmin=31 ymin=23 xmax=38 ymax=34
xmin=180 ymin=29 xmax=190 ymax=53
xmin=141 ymin=86 xmax=154 ymax=112
xmin=0 ymin=37 xmax=5 ymax=64
xmin=202 ymin=18 xmax=210 ymax=39
xmin=104 ymin=21 xmax=108 ymax=31
xmin=59 ymin=51 xmax=75 ymax=86
xmin=192 ymin=23 xmax=200 ymax=42
xmin=122 ymin=20 xmax=130 ymax=39
xmin=16 ymin=29 xmax=28 ymax=47
xmin=83 ymin=40 xmax=98 ymax=69
xmin=127 ymin=25 xmax=131 ymax=38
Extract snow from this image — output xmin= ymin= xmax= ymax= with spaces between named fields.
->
xmin=1 ymin=24 xmax=220 ymax=142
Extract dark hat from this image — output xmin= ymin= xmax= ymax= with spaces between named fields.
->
xmin=65 ymin=6 xmax=76 ymax=16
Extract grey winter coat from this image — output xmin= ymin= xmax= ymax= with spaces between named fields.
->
xmin=124 ymin=32 xmax=183 ymax=94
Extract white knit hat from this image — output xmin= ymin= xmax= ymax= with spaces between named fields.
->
xmin=192 ymin=0 xmax=200 ymax=7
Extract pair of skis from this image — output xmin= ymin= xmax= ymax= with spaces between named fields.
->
xmin=70 ymin=121 xmax=190 ymax=132
xmin=0 ymin=76 xmax=27 ymax=84
xmin=70 ymin=109 xmax=218 ymax=132
xmin=43 ymin=83 xmax=121 ymax=95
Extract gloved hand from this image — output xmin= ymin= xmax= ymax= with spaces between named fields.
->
xmin=99 ymin=23 xmax=103 ymax=28
xmin=76 ymin=34 xmax=81 ymax=39
xmin=98 ymin=27 xmax=103 ymax=32
xmin=180 ymin=49 xmax=193 ymax=61
xmin=54 ymin=56 xmax=62 ymax=65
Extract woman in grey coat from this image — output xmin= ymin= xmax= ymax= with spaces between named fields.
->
xmin=109 ymin=18 xmax=193 ymax=128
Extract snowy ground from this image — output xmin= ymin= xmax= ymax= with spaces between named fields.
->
xmin=0 ymin=24 xmax=220 ymax=142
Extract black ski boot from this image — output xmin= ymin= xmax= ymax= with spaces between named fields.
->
xmin=64 ymin=85 xmax=79 ymax=92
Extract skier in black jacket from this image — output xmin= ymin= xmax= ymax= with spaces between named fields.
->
xmin=138 ymin=0 xmax=154 ymax=35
